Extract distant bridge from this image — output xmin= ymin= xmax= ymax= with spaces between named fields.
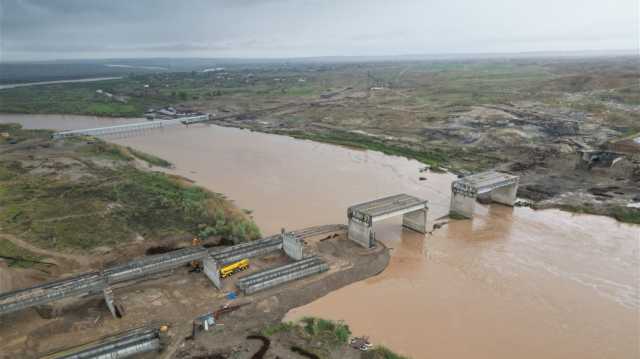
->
xmin=51 ymin=114 xmax=210 ymax=140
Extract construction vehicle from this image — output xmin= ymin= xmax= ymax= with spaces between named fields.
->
xmin=185 ymin=313 xmax=215 ymax=340
xmin=219 ymin=259 xmax=249 ymax=278
xmin=350 ymin=336 xmax=373 ymax=351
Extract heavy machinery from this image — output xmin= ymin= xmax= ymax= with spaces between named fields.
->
xmin=188 ymin=312 xmax=215 ymax=340
xmin=219 ymin=259 xmax=249 ymax=278
xmin=190 ymin=237 xmax=202 ymax=271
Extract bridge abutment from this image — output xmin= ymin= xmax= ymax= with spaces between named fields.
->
xmin=282 ymin=229 xmax=305 ymax=260
xmin=203 ymin=257 xmax=222 ymax=290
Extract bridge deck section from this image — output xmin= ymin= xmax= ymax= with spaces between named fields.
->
xmin=0 ymin=272 xmax=105 ymax=315
xmin=0 ymin=225 xmax=345 ymax=316
xmin=43 ymin=326 xmax=160 ymax=359
xmin=452 ymin=171 xmax=519 ymax=195
xmin=236 ymin=256 xmax=328 ymax=294
xmin=104 ymin=246 xmax=209 ymax=283
xmin=348 ymin=194 xmax=427 ymax=224
xmin=210 ymin=236 xmax=282 ymax=265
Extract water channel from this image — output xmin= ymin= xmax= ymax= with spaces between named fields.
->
xmin=2 ymin=114 xmax=638 ymax=359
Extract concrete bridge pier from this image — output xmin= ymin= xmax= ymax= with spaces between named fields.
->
xmin=282 ymin=229 xmax=305 ymax=260
xmin=450 ymin=192 xmax=476 ymax=219
xmin=203 ymin=257 xmax=222 ymax=290
xmin=348 ymin=194 xmax=428 ymax=248
xmin=490 ymin=183 xmax=518 ymax=206
xmin=348 ymin=217 xmax=374 ymax=249
xmin=450 ymin=171 xmax=520 ymax=219
xmin=103 ymin=286 xmax=122 ymax=318
xmin=402 ymin=208 xmax=428 ymax=233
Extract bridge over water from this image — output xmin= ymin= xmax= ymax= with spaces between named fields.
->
xmin=51 ymin=114 xmax=210 ymax=140
xmin=347 ymin=194 xmax=429 ymax=248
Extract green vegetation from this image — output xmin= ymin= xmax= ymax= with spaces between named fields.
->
xmin=0 ymin=67 xmax=325 ymax=117
xmin=261 ymin=317 xmax=351 ymax=346
xmin=0 ymin=123 xmax=51 ymax=144
xmin=127 ymin=147 xmax=172 ymax=167
xmin=611 ymin=207 xmax=640 ymax=225
xmin=300 ymin=317 xmax=352 ymax=346
xmin=556 ymin=204 xmax=640 ymax=225
xmin=283 ymin=130 xmax=448 ymax=168
xmin=448 ymin=212 xmax=468 ymax=220
xmin=0 ymin=124 xmax=260 ymax=251
xmin=261 ymin=321 xmax=296 ymax=336
xmin=0 ymin=79 xmax=146 ymax=117
xmin=76 ymin=140 xmax=172 ymax=167
xmin=261 ymin=317 xmax=410 ymax=358
xmin=78 ymin=140 xmax=134 ymax=161
xmin=0 ymin=239 xmax=43 ymax=268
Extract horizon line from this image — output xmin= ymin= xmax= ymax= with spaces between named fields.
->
xmin=2 ymin=48 xmax=637 ymax=64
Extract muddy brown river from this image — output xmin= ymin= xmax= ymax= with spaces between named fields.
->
xmin=2 ymin=115 xmax=639 ymax=359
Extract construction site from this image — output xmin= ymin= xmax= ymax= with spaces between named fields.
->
xmin=0 ymin=50 xmax=638 ymax=359
xmin=0 ymin=223 xmax=390 ymax=358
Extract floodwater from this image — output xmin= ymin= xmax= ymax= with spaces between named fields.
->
xmin=2 ymin=115 xmax=639 ymax=359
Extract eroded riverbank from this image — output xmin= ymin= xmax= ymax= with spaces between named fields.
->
xmin=1 ymin=115 xmax=639 ymax=359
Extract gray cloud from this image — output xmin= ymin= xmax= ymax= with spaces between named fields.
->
xmin=1 ymin=0 xmax=637 ymax=61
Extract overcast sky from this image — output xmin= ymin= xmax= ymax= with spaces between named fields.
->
xmin=1 ymin=0 xmax=638 ymax=61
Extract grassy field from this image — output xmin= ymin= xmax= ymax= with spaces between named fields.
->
xmin=0 ymin=238 xmax=44 ymax=269
xmin=261 ymin=317 xmax=411 ymax=359
xmin=0 ymin=124 xmax=260 ymax=251
xmin=283 ymin=130 xmax=450 ymax=168
xmin=126 ymin=146 xmax=172 ymax=167
xmin=1 ymin=57 xmax=638 ymax=225
xmin=555 ymin=203 xmax=640 ymax=225
xmin=0 ymin=66 xmax=326 ymax=117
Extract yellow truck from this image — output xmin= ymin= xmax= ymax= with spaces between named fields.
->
xmin=219 ymin=259 xmax=249 ymax=278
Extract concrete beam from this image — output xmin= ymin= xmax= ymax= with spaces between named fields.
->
xmin=49 ymin=326 xmax=161 ymax=359
xmin=371 ymin=203 xmax=429 ymax=223
xmin=236 ymin=257 xmax=328 ymax=295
